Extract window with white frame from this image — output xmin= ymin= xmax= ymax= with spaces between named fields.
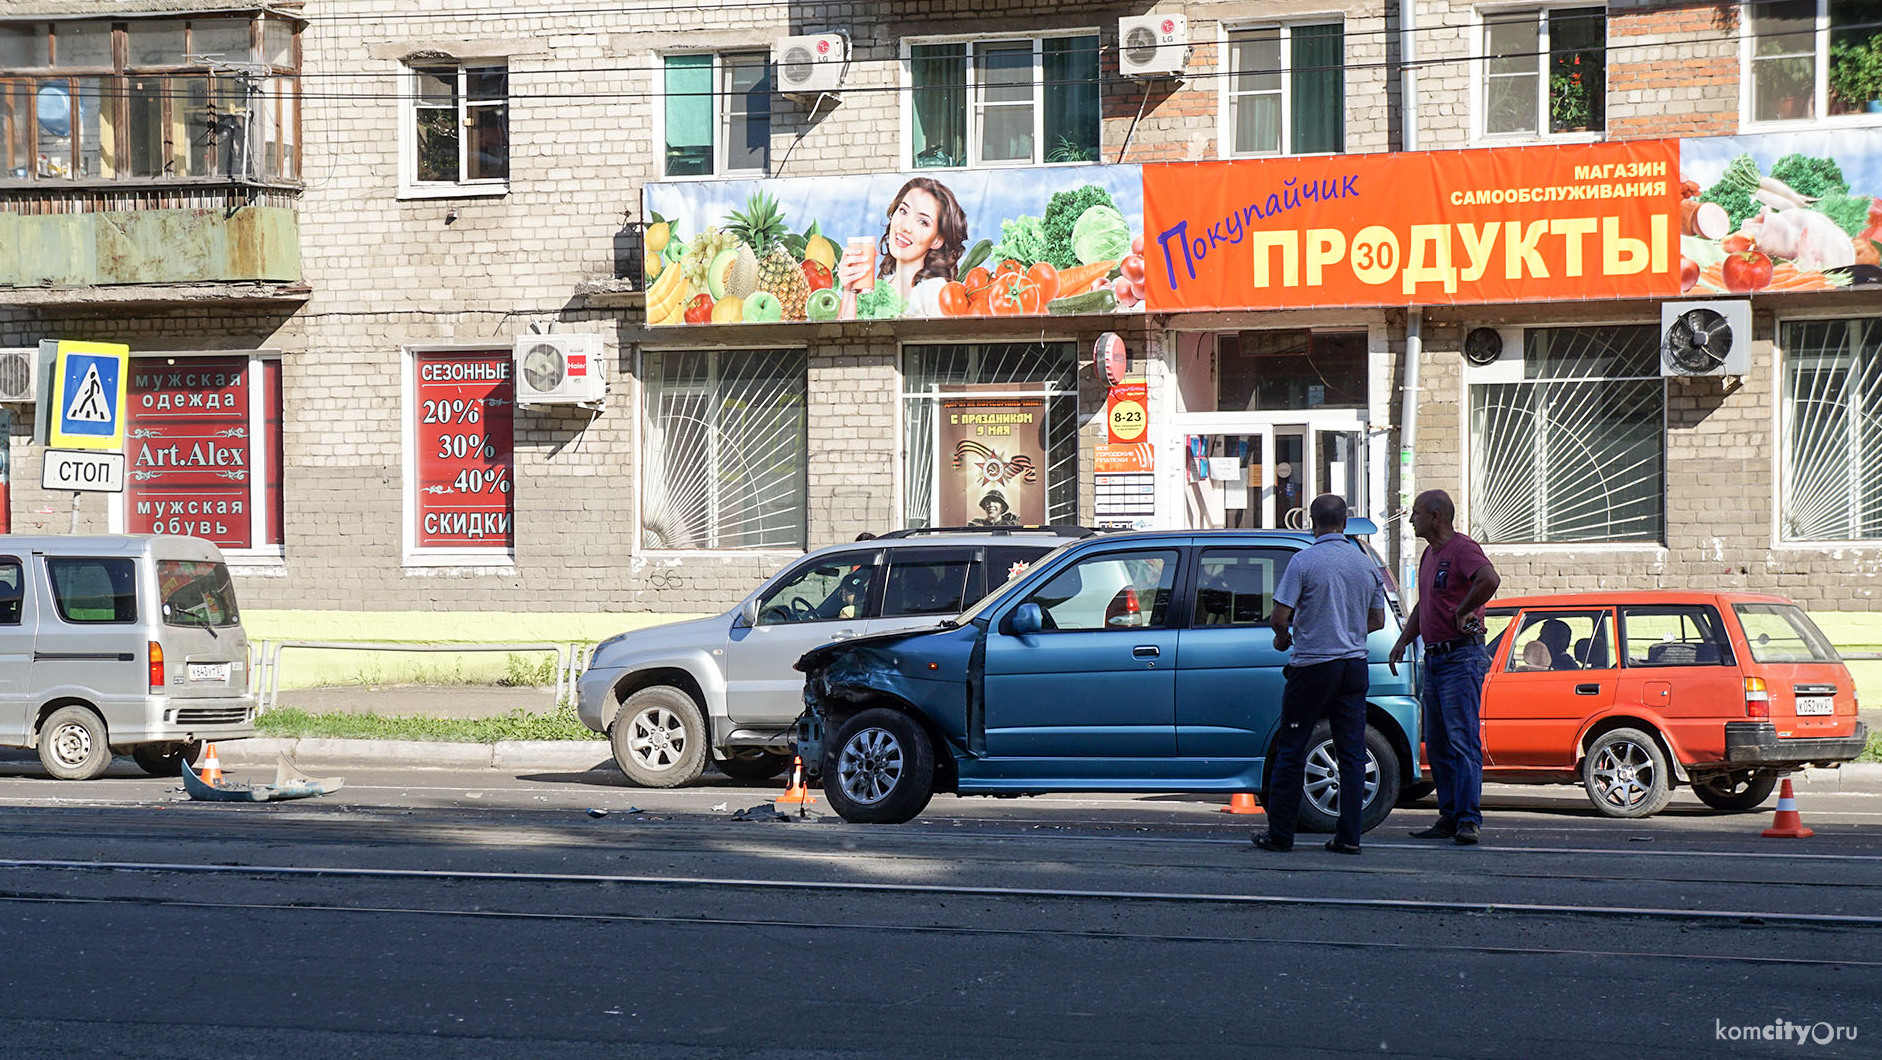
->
xmin=404 ymin=61 xmax=508 ymax=194
xmin=663 ymin=52 xmax=770 ymax=177
xmin=1481 ymin=7 xmax=1606 ymax=137
xmin=1749 ymin=0 xmax=1882 ymax=122
xmin=907 ymin=34 xmax=1100 ymax=168
xmin=1782 ymin=318 xmax=1882 ymax=540
xmin=1224 ymin=23 xmax=1345 ymax=156
xmin=1470 ymin=326 xmax=1664 ymax=544
xmin=641 ymin=350 xmax=807 ymax=550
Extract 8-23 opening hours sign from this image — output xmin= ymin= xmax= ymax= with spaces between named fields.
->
xmin=415 ymin=352 xmax=515 ymax=549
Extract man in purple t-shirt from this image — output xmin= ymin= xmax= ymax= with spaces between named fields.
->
xmin=1388 ymin=489 xmax=1501 ymax=845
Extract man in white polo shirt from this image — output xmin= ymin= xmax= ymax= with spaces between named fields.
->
xmin=1252 ymin=493 xmax=1387 ymax=855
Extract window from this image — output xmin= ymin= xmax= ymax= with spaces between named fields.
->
xmin=1505 ymin=610 xmax=1613 ymax=671
xmin=1734 ymin=603 xmax=1842 ymax=664
xmin=1020 ymin=550 xmax=1178 ymax=631
xmin=1193 ymin=548 xmax=1293 ymax=627
xmin=0 ymin=559 xmax=21 ymax=625
xmin=1481 ymin=7 xmax=1606 ymax=137
xmin=1749 ymin=0 xmax=1882 ymax=122
xmin=756 ymin=556 xmax=875 ymax=624
xmin=1470 ymin=326 xmax=1663 ymax=544
xmin=47 ymin=558 xmax=136 ymax=623
xmin=642 ymin=350 xmax=808 ymax=550
xmin=1218 ymin=330 xmax=1366 ymax=410
xmin=1621 ymin=605 xmax=1735 ymax=667
xmin=158 ymin=560 xmax=240 ymax=628
xmin=881 ymin=550 xmax=973 ymax=617
xmin=1783 ymin=318 xmax=1882 ymax=540
xmin=1224 ymin=23 xmax=1344 ymax=155
xmin=123 ymin=356 xmax=284 ymax=553
xmin=984 ymin=545 xmax=1047 ymax=597
xmin=404 ymin=62 xmax=507 ymax=194
xmin=663 ymin=52 xmax=770 ymax=177
xmin=1 ymin=15 xmax=299 ymax=183
xmin=907 ymin=34 xmax=1099 ymax=168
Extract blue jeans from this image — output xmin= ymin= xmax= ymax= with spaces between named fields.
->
xmin=1265 ymin=657 xmax=1369 ymax=848
xmin=1421 ymin=644 xmax=1487 ymax=827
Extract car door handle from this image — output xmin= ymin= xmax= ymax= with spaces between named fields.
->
xmin=831 ymin=630 xmax=861 ymax=641
xmin=1133 ymin=645 xmax=1161 ymax=658
xmin=1575 ymin=683 xmax=1601 ymax=695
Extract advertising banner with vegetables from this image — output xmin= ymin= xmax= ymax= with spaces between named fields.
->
xmin=1141 ymin=140 xmax=1682 ymax=312
xmin=642 ymin=166 xmax=1147 ymax=326
xmin=1679 ymin=131 xmax=1882 ymax=295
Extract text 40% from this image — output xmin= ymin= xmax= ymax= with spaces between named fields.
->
xmin=452 ymin=467 xmax=511 ymax=494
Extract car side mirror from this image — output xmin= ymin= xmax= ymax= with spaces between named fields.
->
xmin=734 ymin=598 xmax=760 ymax=628
xmin=1009 ymin=602 xmax=1043 ymax=636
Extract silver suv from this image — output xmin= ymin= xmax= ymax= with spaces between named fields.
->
xmin=576 ymin=528 xmax=1087 ymax=786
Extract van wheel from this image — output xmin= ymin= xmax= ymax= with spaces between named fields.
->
xmin=716 ymin=751 xmax=791 ymax=782
xmin=823 ymin=709 xmax=935 ymax=824
xmin=40 ymin=706 xmax=112 ymax=781
xmin=1396 ymin=781 xmax=1437 ymax=807
xmin=1691 ymin=770 xmax=1777 ymax=813
xmin=1289 ymin=722 xmax=1401 ymax=835
xmin=1583 ymin=727 xmax=1674 ymax=818
xmin=131 ymin=742 xmax=203 ymax=778
xmin=610 ymin=686 xmax=708 ymax=788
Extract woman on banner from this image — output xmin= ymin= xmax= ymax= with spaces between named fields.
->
xmin=838 ymin=177 xmax=968 ymax=320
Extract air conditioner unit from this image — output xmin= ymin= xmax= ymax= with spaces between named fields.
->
xmin=774 ymin=32 xmax=848 ymax=96
xmin=514 ymin=335 xmax=607 ymax=406
xmin=1118 ymin=15 xmax=1188 ymax=78
xmin=0 ymin=348 xmax=38 ymax=403
xmin=1660 ymin=299 xmax=1751 ymax=378
xmin=1462 ymin=326 xmax=1524 ymax=384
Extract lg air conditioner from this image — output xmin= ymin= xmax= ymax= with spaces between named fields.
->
xmin=514 ymin=335 xmax=607 ymax=406
xmin=1118 ymin=15 xmax=1188 ymax=78
xmin=1660 ymin=300 xmax=1751 ymax=378
xmin=774 ymin=32 xmax=848 ymax=97
xmin=1462 ymin=327 xmax=1524 ymax=384
xmin=0 ymin=347 xmax=38 ymax=403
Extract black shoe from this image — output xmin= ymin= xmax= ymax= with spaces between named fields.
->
xmin=1409 ymin=820 xmax=1456 ymax=839
xmin=1324 ymin=838 xmax=1362 ymax=855
xmin=1251 ymin=832 xmax=1293 ymax=852
xmin=1453 ymin=822 xmax=1481 ymax=845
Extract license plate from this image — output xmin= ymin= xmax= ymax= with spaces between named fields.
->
xmin=187 ymin=663 xmax=230 ymax=683
xmin=1795 ymin=696 xmax=1834 ymax=716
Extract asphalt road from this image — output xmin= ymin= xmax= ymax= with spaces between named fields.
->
xmin=0 ymin=766 xmax=1876 ymax=1059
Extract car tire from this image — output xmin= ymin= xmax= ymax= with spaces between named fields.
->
xmin=39 ymin=706 xmax=113 ymax=781
xmin=716 ymin=751 xmax=791 ymax=782
xmin=609 ymin=686 xmax=709 ymax=788
xmin=1690 ymin=769 xmax=1778 ymax=813
xmin=131 ymin=741 xmax=202 ymax=778
xmin=1287 ymin=722 xmax=1401 ymax=835
xmin=1582 ymin=727 xmax=1674 ymax=818
xmin=1395 ymin=780 xmax=1437 ymax=807
xmin=823 ymin=708 xmax=935 ymax=824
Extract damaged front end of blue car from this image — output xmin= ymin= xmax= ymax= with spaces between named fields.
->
xmin=793 ymin=624 xmax=980 ymax=785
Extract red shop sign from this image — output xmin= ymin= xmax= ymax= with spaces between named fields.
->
xmin=414 ymin=352 xmax=515 ymax=549
xmin=126 ymin=357 xmax=254 ymax=548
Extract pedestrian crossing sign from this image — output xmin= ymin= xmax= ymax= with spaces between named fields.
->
xmin=49 ymin=341 xmax=129 ymax=451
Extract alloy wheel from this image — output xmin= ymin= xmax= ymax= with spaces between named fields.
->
xmin=1303 ymin=740 xmax=1379 ymax=815
xmin=1589 ymin=738 xmax=1657 ymax=810
xmin=626 ymin=706 xmax=687 ymax=771
xmin=836 ymin=727 xmax=904 ymax=805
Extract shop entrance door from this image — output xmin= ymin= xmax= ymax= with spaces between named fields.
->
xmin=1172 ymin=414 xmax=1369 ymax=530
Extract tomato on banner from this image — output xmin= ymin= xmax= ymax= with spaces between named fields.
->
xmin=126 ymin=358 xmax=254 ymax=548
xmin=415 ymin=352 xmax=515 ymax=549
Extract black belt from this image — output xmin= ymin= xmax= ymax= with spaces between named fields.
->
xmin=1427 ymin=635 xmax=1483 ymax=656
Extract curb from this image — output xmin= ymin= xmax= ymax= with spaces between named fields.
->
xmin=218 ymin=738 xmax=613 ymax=774
xmin=1789 ymin=761 xmax=1882 ymax=793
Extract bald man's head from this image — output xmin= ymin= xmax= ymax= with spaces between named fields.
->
xmin=1310 ymin=494 xmax=1349 ymax=534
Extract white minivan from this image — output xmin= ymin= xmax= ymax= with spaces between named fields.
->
xmin=0 ymin=535 xmax=256 ymax=780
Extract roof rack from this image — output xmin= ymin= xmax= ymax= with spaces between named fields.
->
xmin=874 ymin=525 xmax=1098 ymax=540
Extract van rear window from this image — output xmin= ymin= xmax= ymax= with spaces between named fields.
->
xmin=158 ymin=560 xmax=241 ymax=628
xmin=1734 ymin=604 xmax=1840 ymax=664
xmin=47 ymin=558 xmax=137 ymax=624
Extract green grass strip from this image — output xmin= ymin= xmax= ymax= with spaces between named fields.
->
xmin=1861 ymin=729 xmax=1882 ymax=764
xmin=255 ymin=706 xmax=603 ymax=743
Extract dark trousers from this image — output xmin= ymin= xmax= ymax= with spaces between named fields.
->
xmin=1421 ymin=644 xmax=1488 ymax=828
xmin=1264 ymin=657 xmax=1369 ymax=848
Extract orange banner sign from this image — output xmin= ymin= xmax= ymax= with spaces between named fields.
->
xmin=1143 ymin=140 xmax=1682 ymax=312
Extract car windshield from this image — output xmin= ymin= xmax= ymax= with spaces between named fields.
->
xmin=1734 ymin=603 xmax=1840 ymax=664
xmin=158 ymin=560 xmax=241 ymax=628
xmin=956 ymin=538 xmax=1084 ymax=625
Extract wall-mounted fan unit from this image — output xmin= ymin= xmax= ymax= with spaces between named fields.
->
xmin=514 ymin=335 xmax=606 ymax=406
xmin=1660 ymin=300 xmax=1750 ymax=378
xmin=0 ymin=348 xmax=39 ymax=403
xmin=1462 ymin=327 xmax=1523 ymax=384
xmin=1118 ymin=15 xmax=1188 ymax=78
xmin=774 ymin=32 xmax=849 ymax=97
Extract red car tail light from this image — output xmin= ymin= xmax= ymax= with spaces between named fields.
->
xmin=148 ymin=641 xmax=166 ymax=694
xmin=1743 ymin=676 xmax=1769 ymax=719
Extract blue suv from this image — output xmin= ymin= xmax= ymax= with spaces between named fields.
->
xmin=795 ymin=526 xmax=1421 ymax=825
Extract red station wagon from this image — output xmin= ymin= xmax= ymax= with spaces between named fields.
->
xmin=1472 ymin=591 xmax=1869 ymax=818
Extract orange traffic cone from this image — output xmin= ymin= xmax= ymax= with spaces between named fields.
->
xmin=200 ymin=743 xmax=223 ymax=785
xmin=1220 ymin=792 xmax=1265 ymax=815
xmin=1762 ymin=776 xmax=1814 ymax=838
xmin=777 ymin=755 xmax=815 ymax=806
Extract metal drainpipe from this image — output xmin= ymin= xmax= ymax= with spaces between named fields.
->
xmin=1399 ymin=309 xmax=1422 ymax=606
xmin=1401 ymin=0 xmax=1418 ymax=153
